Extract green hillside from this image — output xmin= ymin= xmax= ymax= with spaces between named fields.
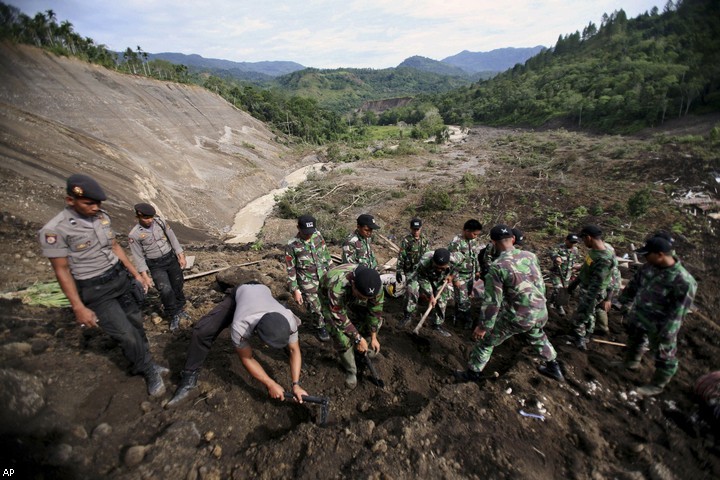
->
xmin=274 ymin=67 xmax=471 ymax=113
xmin=431 ymin=0 xmax=719 ymax=132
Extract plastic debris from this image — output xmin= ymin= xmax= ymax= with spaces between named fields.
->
xmin=519 ymin=410 xmax=545 ymax=421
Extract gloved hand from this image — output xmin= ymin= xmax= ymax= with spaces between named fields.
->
xmin=396 ymin=271 xmax=403 ymax=284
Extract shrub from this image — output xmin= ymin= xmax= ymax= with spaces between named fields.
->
xmin=627 ymin=189 xmax=652 ymax=218
xmin=420 ymin=188 xmax=453 ymax=212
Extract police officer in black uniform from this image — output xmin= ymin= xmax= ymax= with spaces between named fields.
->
xmin=128 ymin=202 xmax=188 ymax=331
xmin=38 ymin=174 xmax=168 ymax=397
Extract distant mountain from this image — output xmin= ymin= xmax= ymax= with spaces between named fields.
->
xmin=147 ymin=52 xmax=305 ymax=77
xmin=397 ymin=56 xmax=469 ymax=77
xmin=442 ymin=46 xmax=545 ymax=74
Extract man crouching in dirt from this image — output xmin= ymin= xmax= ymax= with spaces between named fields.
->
xmin=167 ymin=281 xmax=308 ymax=407
xmin=320 ymin=264 xmax=384 ymax=389
xmin=455 ymin=225 xmax=564 ymax=383
xmin=38 ymin=174 xmax=167 ymax=397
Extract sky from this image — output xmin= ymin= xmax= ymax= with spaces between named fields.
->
xmin=9 ymin=0 xmax=664 ymax=69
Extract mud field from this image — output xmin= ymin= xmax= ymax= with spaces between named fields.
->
xmin=1 ymin=123 xmax=719 ymax=479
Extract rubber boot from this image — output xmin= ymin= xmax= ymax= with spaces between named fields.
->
xmin=398 ymin=312 xmax=412 ymax=328
xmin=339 ymin=347 xmax=358 ymax=389
xmin=595 ymin=308 xmax=609 ymax=336
xmin=144 ymin=364 xmax=166 ymax=398
xmin=166 ymin=369 xmax=199 ymax=407
xmin=170 ymin=314 xmax=181 ymax=332
xmin=538 ymin=360 xmax=564 ymax=382
xmin=454 ymin=368 xmax=483 ymax=383
xmin=623 ymin=349 xmax=643 ymax=371
xmin=637 ymin=369 xmax=673 ymax=397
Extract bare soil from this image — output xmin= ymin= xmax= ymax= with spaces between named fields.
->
xmin=1 ymin=43 xmax=719 ymax=480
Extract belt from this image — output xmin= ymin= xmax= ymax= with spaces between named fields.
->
xmin=147 ymin=250 xmax=175 ymax=266
xmin=75 ymin=262 xmax=123 ymax=287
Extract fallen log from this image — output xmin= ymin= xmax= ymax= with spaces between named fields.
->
xmin=183 ymin=260 xmax=263 ymax=280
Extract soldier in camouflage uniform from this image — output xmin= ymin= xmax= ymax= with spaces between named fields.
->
xmin=447 ymin=219 xmax=483 ymax=329
xmin=547 ymin=233 xmax=581 ymax=316
xmin=594 ymin=241 xmax=622 ymax=335
xmin=455 ymin=225 xmax=563 ymax=382
xmin=396 ymin=218 xmax=429 ymax=284
xmin=618 ymin=236 xmax=696 ymax=397
xmin=320 ymin=264 xmax=384 ymax=389
xmin=285 ymin=215 xmax=333 ymax=342
xmin=400 ymin=249 xmax=456 ymax=337
xmin=342 ymin=214 xmax=380 ymax=269
xmin=567 ymin=225 xmax=615 ymax=350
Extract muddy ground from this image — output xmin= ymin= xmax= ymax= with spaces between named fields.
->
xmin=1 ymin=122 xmax=720 ymax=479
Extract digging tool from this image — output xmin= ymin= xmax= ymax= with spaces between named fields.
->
xmin=591 ymin=338 xmax=626 ymax=347
xmin=282 ymin=392 xmax=330 ymax=426
xmin=362 ymin=353 xmax=385 ymax=388
xmin=376 ymin=233 xmax=401 ymax=254
xmin=413 ymin=281 xmax=449 ymax=334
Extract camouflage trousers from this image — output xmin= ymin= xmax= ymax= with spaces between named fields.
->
xmin=299 ymin=284 xmax=325 ymax=328
xmin=468 ymin=315 xmax=557 ymax=372
xmin=452 ymin=272 xmax=473 ymax=313
xmin=324 ymin=304 xmax=383 ymax=351
xmin=572 ymin=287 xmax=603 ymax=338
xmin=625 ymin=315 xmax=681 ymax=379
xmin=405 ymin=279 xmax=452 ymax=326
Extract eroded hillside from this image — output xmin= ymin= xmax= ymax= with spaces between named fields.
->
xmin=0 ymin=43 xmax=310 ymax=237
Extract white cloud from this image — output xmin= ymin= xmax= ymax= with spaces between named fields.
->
xmin=8 ymin=0 xmax=664 ymax=68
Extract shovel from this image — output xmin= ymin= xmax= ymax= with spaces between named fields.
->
xmin=555 ymin=263 xmax=570 ymax=307
xmin=282 ymin=392 xmax=330 ymax=426
xmin=413 ymin=281 xmax=450 ymax=334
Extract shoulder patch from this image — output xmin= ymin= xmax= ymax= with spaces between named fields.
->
xmin=45 ymin=233 xmax=57 ymax=245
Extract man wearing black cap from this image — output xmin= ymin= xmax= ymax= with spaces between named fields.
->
xmin=167 ymin=280 xmax=310 ymax=407
xmin=128 ymin=202 xmax=188 ymax=331
xmin=342 ymin=214 xmax=380 ymax=269
xmin=320 ymin=264 xmax=384 ymax=389
xmin=400 ymin=248 xmax=456 ymax=336
xmin=567 ymin=225 xmax=616 ymax=350
xmin=547 ymin=233 xmax=581 ymax=316
xmin=448 ymin=219 xmax=483 ymax=329
xmin=285 ymin=214 xmax=332 ymax=341
xmin=38 ymin=174 xmax=167 ymax=397
xmin=616 ymin=236 xmax=697 ymax=397
xmin=396 ymin=218 xmax=429 ymax=285
xmin=456 ymin=224 xmax=563 ymax=383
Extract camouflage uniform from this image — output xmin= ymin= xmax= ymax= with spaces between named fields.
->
xmin=594 ymin=242 xmax=622 ymax=333
xmin=342 ymin=230 xmax=377 ymax=269
xmin=468 ymin=248 xmax=557 ymax=372
xmin=405 ymin=251 xmax=456 ymax=327
xmin=548 ymin=242 xmax=580 ymax=290
xmin=619 ymin=258 xmax=696 ymax=383
xmin=320 ymin=264 xmax=384 ymax=350
xmin=397 ymin=233 xmax=429 ymax=279
xmin=285 ymin=231 xmax=332 ymax=327
xmin=479 ymin=242 xmax=498 ymax=279
xmin=448 ymin=234 xmax=482 ymax=315
xmin=571 ymin=248 xmax=615 ymax=338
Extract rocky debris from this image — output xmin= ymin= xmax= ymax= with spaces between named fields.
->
xmin=0 ymin=368 xmax=45 ymax=429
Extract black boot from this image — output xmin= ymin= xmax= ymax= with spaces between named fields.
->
xmin=538 ymin=360 xmax=564 ymax=382
xmin=453 ymin=368 xmax=483 ymax=383
xmin=166 ymin=370 xmax=199 ymax=408
xmin=144 ymin=364 xmax=166 ymax=398
xmin=398 ymin=312 xmax=412 ymax=328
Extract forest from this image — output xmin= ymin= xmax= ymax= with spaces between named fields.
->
xmin=1 ymin=0 xmax=719 ymax=137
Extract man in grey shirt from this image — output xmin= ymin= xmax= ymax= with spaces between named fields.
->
xmin=167 ymin=282 xmax=309 ymax=407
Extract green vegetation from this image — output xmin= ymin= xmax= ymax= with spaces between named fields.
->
xmin=0 ymin=281 xmax=70 ymax=307
xmin=627 ymin=188 xmax=653 ymax=218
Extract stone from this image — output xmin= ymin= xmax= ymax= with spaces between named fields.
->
xmin=124 ymin=445 xmax=149 ymax=467
xmin=1 ymin=342 xmax=32 ymax=357
xmin=92 ymin=422 xmax=112 ymax=438
xmin=0 ymin=368 xmax=45 ymax=429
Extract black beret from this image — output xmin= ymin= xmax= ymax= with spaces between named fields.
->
xmin=66 ymin=174 xmax=107 ymax=201
xmin=134 ymin=203 xmax=156 ymax=216
xmin=579 ymin=225 xmax=602 ymax=238
xmin=255 ymin=312 xmax=292 ymax=349
xmin=512 ymin=228 xmax=524 ymax=245
xmin=432 ymin=248 xmax=451 ymax=265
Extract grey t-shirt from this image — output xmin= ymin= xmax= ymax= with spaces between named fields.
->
xmin=230 ymin=284 xmax=300 ymax=349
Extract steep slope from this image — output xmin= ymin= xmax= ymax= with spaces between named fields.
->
xmin=0 ymin=43 xmax=306 ymax=236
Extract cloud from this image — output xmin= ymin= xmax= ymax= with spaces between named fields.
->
xmin=8 ymin=0 xmax=663 ymax=68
